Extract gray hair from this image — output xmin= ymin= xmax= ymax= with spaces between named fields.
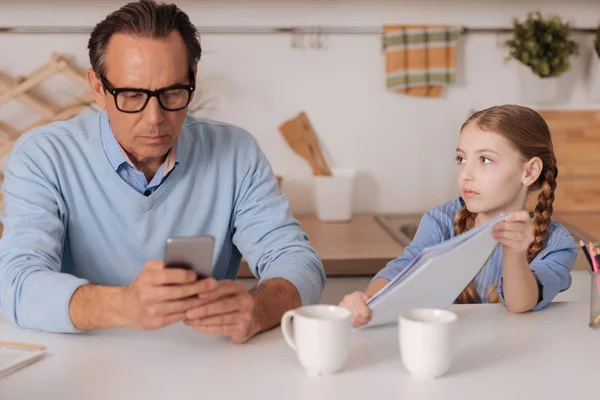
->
xmin=88 ymin=0 xmax=201 ymax=77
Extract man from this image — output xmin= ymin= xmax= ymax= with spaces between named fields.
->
xmin=0 ymin=0 xmax=325 ymax=343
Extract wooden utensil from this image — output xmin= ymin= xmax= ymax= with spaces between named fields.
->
xmin=278 ymin=112 xmax=332 ymax=176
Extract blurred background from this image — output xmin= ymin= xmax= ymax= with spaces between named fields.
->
xmin=1 ymin=0 xmax=598 ymax=291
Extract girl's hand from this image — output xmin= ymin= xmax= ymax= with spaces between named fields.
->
xmin=492 ymin=211 xmax=535 ymax=255
xmin=339 ymin=291 xmax=372 ymax=328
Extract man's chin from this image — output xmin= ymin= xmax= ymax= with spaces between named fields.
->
xmin=133 ymin=145 xmax=174 ymax=164
xmin=138 ymin=136 xmax=172 ymax=146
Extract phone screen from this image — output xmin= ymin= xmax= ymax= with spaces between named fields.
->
xmin=164 ymin=236 xmax=215 ymax=278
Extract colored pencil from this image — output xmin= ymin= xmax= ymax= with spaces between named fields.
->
xmin=580 ymin=240 xmax=594 ymax=270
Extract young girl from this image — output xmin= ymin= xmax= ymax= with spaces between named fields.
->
xmin=341 ymin=105 xmax=577 ymax=328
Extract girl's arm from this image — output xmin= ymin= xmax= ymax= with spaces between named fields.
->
xmin=365 ymin=278 xmax=391 ymax=297
xmin=500 ymin=251 xmax=540 ymax=313
xmin=493 ymin=212 xmax=577 ymax=312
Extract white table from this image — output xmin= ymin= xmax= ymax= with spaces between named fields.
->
xmin=1 ymin=302 xmax=598 ymax=400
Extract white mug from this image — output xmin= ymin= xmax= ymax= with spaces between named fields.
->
xmin=281 ymin=305 xmax=352 ymax=375
xmin=399 ymin=308 xmax=458 ymax=379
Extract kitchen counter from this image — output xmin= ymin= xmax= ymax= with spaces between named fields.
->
xmin=238 ymin=212 xmax=600 ymax=277
xmin=374 ymin=212 xmax=599 ymax=272
xmin=554 ymin=213 xmax=600 ymax=271
xmin=554 ymin=213 xmax=600 ymax=243
xmin=237 ymin=214 xmax=404 ymax=278
xmin=0 ymin=212 xmax=595 ymax=278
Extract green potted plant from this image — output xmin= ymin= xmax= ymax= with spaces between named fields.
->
xmin=590 ymin=25 xmax=600 ymax=101
xmin=505 ymin=11 xmax=579 ymax=103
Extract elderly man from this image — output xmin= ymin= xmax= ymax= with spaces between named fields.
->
xmin=0 ymin=0 xmax=325 ymax=343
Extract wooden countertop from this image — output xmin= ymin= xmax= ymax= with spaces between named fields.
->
xmin=1 ymin=212 xmax=595 ymax=277
xmin=554 ymin=213 xmax=600 ymax=271
xmin=555 ymin=213 xmax=600 ymax=242
xmin=237 ymin=214 xmax=403 ymax=278
xmin=238 ymin=212 xmax=600 ymax=277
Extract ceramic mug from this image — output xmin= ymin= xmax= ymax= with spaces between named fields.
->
xmin=281 ymin=305 xmax=352 ymax=375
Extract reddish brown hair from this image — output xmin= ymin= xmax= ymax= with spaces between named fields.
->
xmin=455 ymin=105 xmax=558 ymax=304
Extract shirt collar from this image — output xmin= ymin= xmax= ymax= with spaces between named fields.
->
xmin=99 ymin=110 xmax=180 ymax=172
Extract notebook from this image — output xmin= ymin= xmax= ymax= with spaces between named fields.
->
xmin=0 ymin=341 xmax=46 ymax=379
xmin=364 ymin=214 xmax=506 ymax=327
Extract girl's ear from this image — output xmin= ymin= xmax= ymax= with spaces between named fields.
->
xmin=522 ymin=157 xmax=543 ymax=187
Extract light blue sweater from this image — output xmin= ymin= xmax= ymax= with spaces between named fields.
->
xmin=0 ymin=112 xmax=325 ymax=333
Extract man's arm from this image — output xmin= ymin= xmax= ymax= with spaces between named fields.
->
xmin=184 ymin=132 xmax=325 ymax=342
xmin=230 ymin=133 xmax=326 ymax=307
xmin=69 ymin=284 xmax=125 ymax=330
xmin=0 ymin=135 xmax=89 ymax=332
xmin=0 ymin=135 xmax=214 ymax=332
xmin=250 ymin=278 xmax=301 ymax=333
xmin=232 ymin=137 xmax=325 ymax=305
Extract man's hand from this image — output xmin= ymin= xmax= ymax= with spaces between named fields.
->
xmin=183 ymin=280 xmax=260 ymax=344
xmin=116 ymin=260 xmax=217 ymax=330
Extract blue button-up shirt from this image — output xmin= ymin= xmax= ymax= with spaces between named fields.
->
xmin=99 ymin=111 xmax=180 ymax=195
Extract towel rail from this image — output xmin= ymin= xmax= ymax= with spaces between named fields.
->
xmin=0 ymin=25 xmax=596 ymax=35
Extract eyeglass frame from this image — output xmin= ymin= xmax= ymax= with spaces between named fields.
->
xmin=99 ymin=68 xmax=196 ymax=113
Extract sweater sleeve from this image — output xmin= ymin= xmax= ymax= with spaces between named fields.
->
xmin=0 ymin=136 xmax=88 ymax=332
xmin=230 ymin=134 xmax=325 ymax=305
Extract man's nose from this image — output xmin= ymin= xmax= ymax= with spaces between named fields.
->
xmin=143 ymin=96 xmax=165 ymax=126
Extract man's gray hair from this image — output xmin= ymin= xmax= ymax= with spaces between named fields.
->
xmin=88 ymin=0 xmax=201 ymax=77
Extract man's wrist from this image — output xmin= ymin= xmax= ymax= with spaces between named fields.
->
xmin=249 ymin=284 xmax=269 ymax=333
xmin=69 ymin=284 xmax=129 ymax=330
xmin=109 ymin=286 xmax=130 ymax=328
xmin=250 ymin=278 xmax=300 ymax=333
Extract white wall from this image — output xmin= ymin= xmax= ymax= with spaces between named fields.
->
xmin=1 ymin=0 xmax=599 ymax=213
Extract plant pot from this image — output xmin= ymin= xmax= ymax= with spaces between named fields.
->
xmin=517 ymin=64 xmax=561 ymax=104
xmin=589 ymin=52 xmax=600 ymax=102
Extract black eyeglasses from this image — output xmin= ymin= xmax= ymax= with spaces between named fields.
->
xmin=100 ymin=69 xmax=195 ymax=113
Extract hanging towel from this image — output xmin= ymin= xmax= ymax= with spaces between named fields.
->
xmin=383 ymin=25 xmax=463 ymax=97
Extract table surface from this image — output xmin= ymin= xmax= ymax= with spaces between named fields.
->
xmin=1 ymin=302 xmax=598 ymax=400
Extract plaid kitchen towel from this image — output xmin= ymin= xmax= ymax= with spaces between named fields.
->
xmin=383 ymin=25 xmax=463 ymax=97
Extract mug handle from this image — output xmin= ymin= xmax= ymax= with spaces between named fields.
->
xmin=280 ymin=310 xmax=297 ymax=351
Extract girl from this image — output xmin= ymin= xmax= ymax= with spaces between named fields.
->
xmin=341 ymin=105 xmax=577 ymax=327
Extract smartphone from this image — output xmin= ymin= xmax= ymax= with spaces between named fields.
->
xmin=164 ymin=236 xmax=215 ymax=279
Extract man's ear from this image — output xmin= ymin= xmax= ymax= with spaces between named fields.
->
xmin=189 ymin=65 xmax=198 ymax=104
xmin=87 ymin=68 xmax=106 ymax=109
xmin=522 ymin=156 xmax=543 ymax=187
